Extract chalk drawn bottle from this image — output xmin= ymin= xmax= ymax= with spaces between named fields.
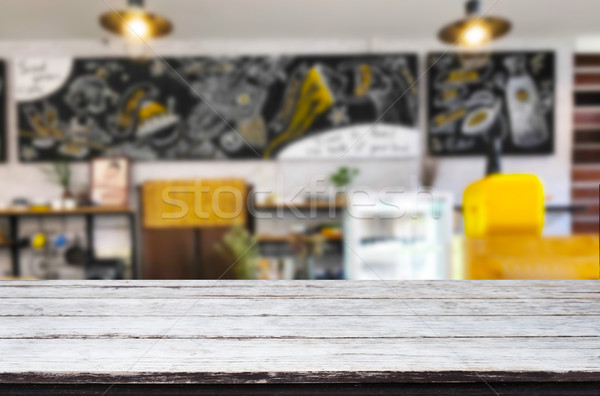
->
xmin=504 ymin=56 xmax=548 ymax=148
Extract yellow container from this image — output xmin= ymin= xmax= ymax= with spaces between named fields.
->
xmin=142 ymin=179 xmax=247 ymax=229
xmin=465 ymin=235 xmax=600 ymax=280
xmin=463 ymin=174 xmax=544 ymax=238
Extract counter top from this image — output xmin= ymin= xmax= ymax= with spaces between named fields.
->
xmin=0 ymin=280 xmax=599 ymax=394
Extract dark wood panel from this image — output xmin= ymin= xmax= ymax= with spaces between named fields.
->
xmin=573 ymin=55 xmax=600 ymax=237
xmin=573 ymin=222 xmax=599 ymax=234
xmin=142 ymin=228 xmax=240 ymax=279
xmin=574 ymin=92 xmax=600 ymax=105
xmin=198 ymin=227 xmax=238 ymax=280
xmin=142 ymin=229 xmax=196 ymax=279
xmin=574 ymin=130 xmax=600 ymax=143
xmin=573 ymin=148 xmax=600 ymax=163
xmin=572 ymin=167 xmax=600 ymax=180
xmin=577 ymin=204 xmax=599 ymax=216
xmin=575 ymin=54 xmax=600 ymax=66
xmin=2 ymin=370 xmax=600 ymax=386
xmin=575 ymin=74 xmax=600 ymax=85
xmin=574 ymin=111 xmax=600 ymax=124
xmin=1 ymin=382 xmax=600 ymax=396
xmin=572 ymin=187 xmax=599 ymax=200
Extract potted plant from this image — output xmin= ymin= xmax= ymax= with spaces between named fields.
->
xmin=41 ymin=161 xmax=76 ymax=209
xmin=214 ymin=225 xmax=259 ymax=280
xmin=330 ymin=166 xmax=359 ymax=205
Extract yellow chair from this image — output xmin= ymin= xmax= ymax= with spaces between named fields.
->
xmin=465 ymin=235 xmax=599 ymax=280
xmin=463 ymin=174 xmax=544 ymax=238
xmin=462 ymin=174 xmax=599 ymax=279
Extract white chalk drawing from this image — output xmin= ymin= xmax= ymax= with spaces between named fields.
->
xmin=428 ymin=52 xmax=554 ymax=155
xmin=16 ymin=55 xmax=419 ymax=161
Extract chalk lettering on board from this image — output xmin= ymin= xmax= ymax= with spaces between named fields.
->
xmin=15 ymin=58 xmax=73 ymax=102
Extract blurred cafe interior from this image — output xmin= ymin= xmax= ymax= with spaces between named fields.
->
xmin=0 ymin=0 xmax=598 ymax=281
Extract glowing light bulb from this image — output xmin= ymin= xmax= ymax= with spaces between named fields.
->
xmin=126 ymin=17 xmax=149 ymax=38
xmin=463 ymin=23 xmax=489 ymax=47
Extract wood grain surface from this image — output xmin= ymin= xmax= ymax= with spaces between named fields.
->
xmin=0 ymin=281 xmax=598 ymax=389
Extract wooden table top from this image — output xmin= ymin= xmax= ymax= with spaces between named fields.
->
xmin=0 ymin=280 xmax=599 ymax=387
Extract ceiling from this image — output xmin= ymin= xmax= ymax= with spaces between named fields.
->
xmin=1 ymin=0 xmax=600 ymax=41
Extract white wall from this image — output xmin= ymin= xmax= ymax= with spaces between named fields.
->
xmin=0 ymin=37 xmax=574 ymax=276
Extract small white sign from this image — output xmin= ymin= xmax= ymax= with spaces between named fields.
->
xmin=15 ymin=58 xmax=73 ymax=102
xmin=276 ymin=123 xmax=420 ymax=159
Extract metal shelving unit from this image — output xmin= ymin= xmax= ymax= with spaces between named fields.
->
xmin=0 ymin=206 xmax=137 ymax=279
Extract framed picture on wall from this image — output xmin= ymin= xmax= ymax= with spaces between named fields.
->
xmin=90 ymin=157 xmax=130 ymax=207
xmin=427 ymin=51 xmax=555 ymax=156
xmin=15 ymin=55 xmax=419 ymax=161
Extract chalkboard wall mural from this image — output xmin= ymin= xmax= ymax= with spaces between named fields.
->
xmin=15 ymin=55 xmax=419 ymax=162
xmin=427 ymin=52 xmax=554 ymax=155
xmin=0 ymin=61 xmax=6 ymax=162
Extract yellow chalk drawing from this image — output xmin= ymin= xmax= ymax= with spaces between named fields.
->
xmin=138 ymin=101 xmax=168 ymax=120
xmin=401 ymin=67 xmax=417 ymax=95
xmin=19 ymin=130 xmax=108 ymax=150
xmin=118 ymin=88 xmax=147 ymax=129
xmin=468 ymin=110 xmax=488 ymax=127
xmin=446 ymin=70 xmax=479 ymax=84
xmin=442 ymin=89 xmax=458 ymax=101
xmin=272 ymin=78 xmax=302 ymax=126
xmin=516 ymin=89 xmax=530 ymax=102
xmin=28 ymin=111 xmax=62 ymax=138
xmin=354 ymin=64 xmax=372 ymax=97
xmin=237 ymin=93 xmax=251 ymax=105
xmin=434 ymin=107 xmax=466 ymax=126
xmin=263 ymin=66 xmax=334 ymax=158
xmin=237 ymin=116 xmax=267 ymax=148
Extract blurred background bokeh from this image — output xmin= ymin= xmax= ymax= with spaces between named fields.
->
xmin=0 ymin=0 xmax=598 ymax=280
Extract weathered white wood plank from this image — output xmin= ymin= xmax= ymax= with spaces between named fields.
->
xmin=1 ymin=281 xmax=598 ymax=299
xmin=0 ymin=281 xmax=599 ymax=385
xmin=0 ymin=338 xmax=599 ymax=381
xmin=4 ymin=280 xmax=598 ymax=287
xmin=2 ymin=298 xmax=599 ymax=317
xmin=0 ymin=315 xmax=599 ymax=339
